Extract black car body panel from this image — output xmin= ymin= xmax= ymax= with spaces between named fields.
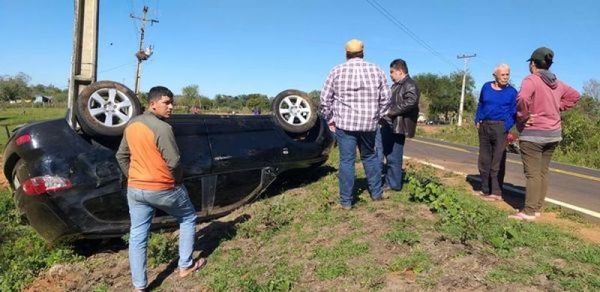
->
xmin=3 ymin=114 xmax=333 ymax=243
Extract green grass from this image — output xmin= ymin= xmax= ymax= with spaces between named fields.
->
xmin=0 ymin=106 xmax=67 ymax=149
xmin=312 ymin=236 xmax=370 ymax=280
xmin=383 ymin=227 xmax=420 ymax=246
xmin=92 ymin=282 xmax=110 ymax=292
xmin=399 ymin=165 xmax=600 ymax=289
xmin=0 ymin=188 xmax=82 ymax=291
xmin=194 ymin=152 xmax=600 ymax=290
xmin=417 ymin=123 xmax=480 ymax=147
xmin=388 ymin=249 xmax=431 ymax=273
xmin=2 ymin=142 xmax=600 ymax=290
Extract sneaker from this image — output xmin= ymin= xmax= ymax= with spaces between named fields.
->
xmin=179 ymin=258 xmax=207 ymax=278
xmin=508 ymin=212 xmax=536 ymax=221
xmin=371 ymin=196 xmax=384 ymax=202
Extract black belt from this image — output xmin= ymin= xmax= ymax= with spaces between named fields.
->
xmin=481 ymin=120 xmax=503 ymax=124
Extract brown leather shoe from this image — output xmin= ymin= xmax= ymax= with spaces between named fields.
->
xmin=179 ymin=258 xmax=207 ymax=278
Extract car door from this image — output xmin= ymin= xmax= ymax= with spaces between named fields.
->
xmin=170 ymin=115 xmax=212 ymax=216
xmin=204 ymin=115 xmax=285 ymax=215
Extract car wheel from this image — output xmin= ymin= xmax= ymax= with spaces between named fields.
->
xmin=75 ymin=81 xmax=142 ymax=137
xmin=271 ymin=89 xmax=317 ymax=133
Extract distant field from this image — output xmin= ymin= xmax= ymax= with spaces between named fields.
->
xmin=0 ymin=107 xmax=67 ymax=149
xmin=0 ymin=106 xmax=263 ymax=150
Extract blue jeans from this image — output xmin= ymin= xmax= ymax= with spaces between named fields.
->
xmin=381 ymin=124 xmax=406 ymax=190
xmin=127 ymin=185 xmax=197 ymax=289
xmin=375 ymin=124 xmax=384 ymax=166
xmin=335 ymin=128 xmax=383 ymax=206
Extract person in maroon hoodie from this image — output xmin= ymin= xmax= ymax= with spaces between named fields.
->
xmin=509 ymin=47 xmax=580 ymax=221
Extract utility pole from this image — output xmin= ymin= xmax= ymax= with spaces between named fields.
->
xmin=68 ymin=0 xmax=99 ymax=129
xmin=457 ymin=53 xmax=476 ymax=126
xmin=131 ymin=6 xmax=158 ymax=95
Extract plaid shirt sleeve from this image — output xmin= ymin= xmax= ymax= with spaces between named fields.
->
xmin=377 ymin=69 xmax=391 ymax=119
xmin=320 ymin=68 xmax=336 ymax=123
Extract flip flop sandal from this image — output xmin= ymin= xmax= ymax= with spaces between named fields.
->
xmin=179 ymin=258 xmax=207 ymax=278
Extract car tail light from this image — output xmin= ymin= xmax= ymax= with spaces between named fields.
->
xmin=22 ymin=176 xmax=73 ymax=196
xmin=16 ymin=134 xmax=32 ymax=146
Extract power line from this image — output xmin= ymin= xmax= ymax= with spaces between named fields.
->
xmin=364 ymin=0 xmax=459 ymax=70
xmin=98 ymin=61 xmax=137 ymax=74
xmin=128 ymin=0 xmax=140 ymax=39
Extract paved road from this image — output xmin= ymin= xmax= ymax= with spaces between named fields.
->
xmin=404 ymin=137 xmax=600 ymax=219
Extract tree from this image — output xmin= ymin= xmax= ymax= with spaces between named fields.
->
xmin=0 ymin=72 xmax=32 ymax=101
xmin=413 ymin=71 xmax=475 ymax=121
xmin=30 ymin=83 xmax=68 ymax=103
xmin=246 ymin=94 xmax=269 ymax=110
xmin=583 ymin=79 xmax=600 ymax=100
xmin=182 ymin=85 xmax=200 ymax=99
xmin=449 ymin=70 xmax=476 ymax=114
xmin=199 ymin=96 xmax=213 ymax=110
xmin=572 ymin=95 xmax=600 ymax=120
xmin=308 ymin=90 xmax=321 ymax=107
xmin=177 ymin=84 xmax=202 ymax=108
xmin=412 ymin=73 xmax=439 ymax=100
xmin=214 ymin=94 xmax=242 ymax=110
xmin=244 ymin=94 xmax=269 ymax=111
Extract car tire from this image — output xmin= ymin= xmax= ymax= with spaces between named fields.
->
xmin=75 ymin=81 xmax=142 ymax=137
xmin=11 ymin=159 xmax=24 ymax=191
xmin=271 ymin=89 xmax=317 ymax=133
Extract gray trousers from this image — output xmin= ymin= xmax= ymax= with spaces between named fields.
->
xmin=477 ymin=121 xmax=506 ymax=195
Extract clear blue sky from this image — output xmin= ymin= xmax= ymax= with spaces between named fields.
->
xmin=1 ymin=0 xmax=599 ymax=98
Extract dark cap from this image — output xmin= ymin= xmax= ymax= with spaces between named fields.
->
xmin=527 ymin=47 xmax=554 ymax=62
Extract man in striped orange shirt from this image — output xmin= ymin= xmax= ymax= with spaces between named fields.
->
xmin=116 ymin=86 xmax=204 ymax=291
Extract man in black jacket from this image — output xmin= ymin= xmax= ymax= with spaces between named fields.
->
xmin=381 ymin=59 xmax=420 ymax=190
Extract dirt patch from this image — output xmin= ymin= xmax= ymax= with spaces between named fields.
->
xmin=417 ymin=125 xmax=445 ymax=135
xmin=0 ymin=155 xmax=8 ymax=189
xmin=25 ymin=231 xmax=212 ymax=291
xmin=536 ymin=212 xmax=600 ymax=244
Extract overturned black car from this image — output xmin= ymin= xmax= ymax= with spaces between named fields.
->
xmin=2 ymin=82 xmax=333 ymax=243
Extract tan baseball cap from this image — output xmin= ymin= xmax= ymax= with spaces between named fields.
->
xmin=345 ymin=39 xmax=364 ymax=53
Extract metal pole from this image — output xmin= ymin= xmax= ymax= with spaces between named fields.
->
xmin=457 ymin=53 xmax=476 ymax=126
xmin=131 ymin=6 xmax=158 ymax=96
xmin=134 ymin=25 xmax=145 ymax=95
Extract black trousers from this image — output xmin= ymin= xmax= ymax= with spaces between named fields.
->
xmin=477 ymin=121 xmax=506 ymax=195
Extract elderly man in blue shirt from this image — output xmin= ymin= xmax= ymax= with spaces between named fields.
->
xmin=474 ymin=63 xmax=517 ymax=201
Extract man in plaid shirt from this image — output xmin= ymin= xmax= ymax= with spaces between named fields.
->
xmin=320 ymin=39 xmax=391 ymax=209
